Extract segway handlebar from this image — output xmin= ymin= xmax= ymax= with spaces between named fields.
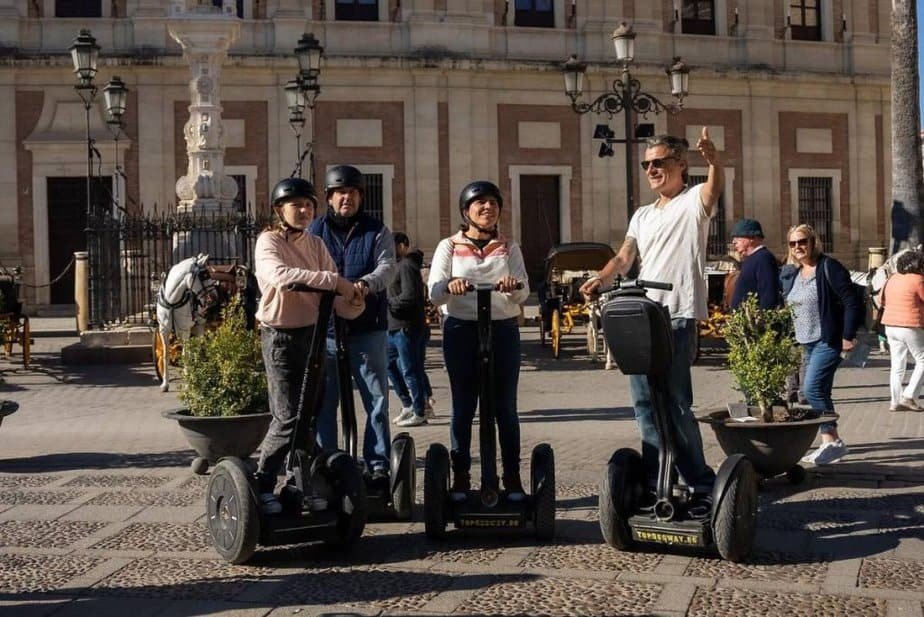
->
xmin=599 ymin=278 xmax=673 ymax=294
xmin=462 ymin=282 xmax=525 ymax=293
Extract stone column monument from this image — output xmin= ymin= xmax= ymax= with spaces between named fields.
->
xmin=168 ymin=0 xmax=241 ymax=260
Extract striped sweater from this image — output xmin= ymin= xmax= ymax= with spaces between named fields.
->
xmin=427 ymin=231 xmax=530 ymax=321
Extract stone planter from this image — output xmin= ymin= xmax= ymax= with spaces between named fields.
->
xmin=163 ymin=408 xmax=271 ymax=475
xmin=698 ymin=408 xmax=837 ymax=484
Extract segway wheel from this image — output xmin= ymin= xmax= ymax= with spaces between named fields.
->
xmin=599 ymin=448 xmax=644 ymax=551
xmin=206 ymin=458 xmax=260 ymax=564
xmin=713 ymin=457 xmax=759 ymax=563
xmin=530 ymin=443 xmax=556 ymax=540
xmin=325 ymin=451 xmax=368 ymax=549
xmin=424 ymin=443 xmax=450 ymax=539
xmin=391 ymin=433 xmax=416 ymax=521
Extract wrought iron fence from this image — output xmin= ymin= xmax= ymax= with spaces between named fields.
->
xmin=88 ymin=208 xmax=270 ymax=328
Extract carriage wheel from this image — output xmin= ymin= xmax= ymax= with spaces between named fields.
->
xmin=20 ymin=316 xmax=30 ymax=368
xmin=2 ymin=316 xmax=12 ymax=357
xmin=562 ymin=310 xmax=574 ymax=335
xmin=551 ymin=308 xmax=562 ymax=359
xmin=539 ymin=311 xmax=547 ymax=346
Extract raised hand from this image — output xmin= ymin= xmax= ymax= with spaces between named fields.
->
xmin=696 ymin=125 xmax=719 ymax=166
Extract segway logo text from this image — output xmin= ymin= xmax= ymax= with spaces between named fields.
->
xmin=459 ymin=518 xmax=521 ymax=528
xmin=634 ymin=530 xmax=701 ymax=546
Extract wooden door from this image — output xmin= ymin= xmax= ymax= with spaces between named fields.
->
xmin=518 ymin=175 xmax=560 ymax=285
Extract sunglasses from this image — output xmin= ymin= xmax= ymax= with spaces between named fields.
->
xmin=640 ymin=156 xmax=678 ymax=171
xmin=788 ymin=238 xmax=810 ymax=248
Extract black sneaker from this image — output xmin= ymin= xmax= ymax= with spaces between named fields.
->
xmin=451 ymin=472 xmax=470 ymax=502
xmin=502 ymin=472 xmax=526 ymax=502
xmin=687 ymin=494 xmax=713 ymax=519
xmin=370 ymin=468 xmax=390 ymax=491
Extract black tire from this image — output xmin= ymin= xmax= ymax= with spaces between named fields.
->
xmin=391 ymin=434 xmax=416 ymax=521
xmin=424 ymin=443 xmax=450 ymax=539
xmin=713 ymin=458 xmax=759 ymax=563
xmin=325 ymin=451 xmax=368 ymax=549
xmin=530 ymin=443 xmax=556 ymax=540
xmin=786 ymin=464 xmax=806 ymax=485
xmin=599 ymin=448 xmax=644 ymax=550
xmin=206 ymin=458 xmax=260 ymax=564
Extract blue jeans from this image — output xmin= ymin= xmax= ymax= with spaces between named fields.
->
xmin=628 ymin=318 xmax=716 ymax=491
xmin=801 ymin=339 xmax=841 ymax=435
xmin=443 ymin=316 xmax=521 ymax=476
xmin=256 ymin=325 xmax=313 ymax=494
xmin=316 ymin=330 xmax=391 ymax=470
xmin=387 ymin=328 xmax=428 ymax=414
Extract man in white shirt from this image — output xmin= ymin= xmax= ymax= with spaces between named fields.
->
xmin=581 ymin=128 xmax=723 ymax=512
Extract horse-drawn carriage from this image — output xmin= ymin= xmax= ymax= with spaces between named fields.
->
xmin=0 ymin=266 xmax=31 ymax=368
xmin=151 ymin=254 xmax=257 ymax=391
xmin=538 ymin=242 xmax=615 ymax=360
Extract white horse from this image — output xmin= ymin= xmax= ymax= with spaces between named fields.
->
xmin=586 ymin=298 xmax=617 ymax=370
xmin=155 ymin=254 xmax=219 ymax=392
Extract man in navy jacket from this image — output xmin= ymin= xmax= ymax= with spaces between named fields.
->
xmin=729 ymin=218 xmax=781 ymax=310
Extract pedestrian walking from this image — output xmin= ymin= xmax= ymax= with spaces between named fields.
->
xmin=729 ymin=218 xmax=781 ymax=310
xmin=878 ymin=249 xmax=924 ymax=411
xmin=783 ymin=223 xmax=861 ymax=465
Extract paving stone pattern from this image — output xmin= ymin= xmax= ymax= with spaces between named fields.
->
xmin=0 ymin=327 xmax=921 ymax=615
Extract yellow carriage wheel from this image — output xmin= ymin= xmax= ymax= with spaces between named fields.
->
xmin=20 ymin=316 xmax=30 ymax=368
xmin=551 ymin=308 xmax=562 ymax=359
xmin=562 ymin=310 xmax=575 ymax=335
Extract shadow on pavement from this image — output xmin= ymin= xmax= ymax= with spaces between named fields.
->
xmin=519 ymin=406 xmax=635 ymax=423
xmin=3 ymin=358 xmax=159 ymax=388
xmin=0 ymin=450 xmax=193 ymax=472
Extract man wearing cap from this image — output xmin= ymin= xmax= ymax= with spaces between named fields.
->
xmin=311 ymin=165 xmax=397 ymax=487
xmin=729 ymin=218 xmax=781 ymax=310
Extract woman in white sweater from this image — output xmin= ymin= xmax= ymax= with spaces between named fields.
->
xmin=428 ymin=181 xmax=530 ymax=501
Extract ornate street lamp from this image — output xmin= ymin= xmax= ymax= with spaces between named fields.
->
xmin=103 ymin=76 xmax=129 ymax=214
xmin=286 ymin=33 xmax=324 ymax=180
xmin=563 ymin=22 xmax=691 ymax=218
xmin=70 ymin=29 xmax=101 ymax=327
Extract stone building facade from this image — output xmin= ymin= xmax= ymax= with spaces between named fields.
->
xmin=0 ymin=0 xmax=893 ymax=308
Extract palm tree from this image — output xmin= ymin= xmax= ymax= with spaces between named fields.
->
xmin=890 ymin=0 xmax=924 ymax=252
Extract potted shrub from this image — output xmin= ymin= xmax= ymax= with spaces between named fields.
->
xmin=163 ymin=297 xmax=271 ymax=474
xmin=698 ymin=294 xmax=836 ymax=484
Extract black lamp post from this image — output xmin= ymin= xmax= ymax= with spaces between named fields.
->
xmin=103 ymin=75 xmax=129 ymax=213
xmin=563 ymin=22 xmax=690 ymax=219
xmin=287 ymin=33 xmax=323 ymax=181
xmin=70 ymin=29 xmax=100 ymax=326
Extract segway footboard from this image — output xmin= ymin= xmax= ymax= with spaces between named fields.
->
xmin=627 ymin=515 xmax=711 ymax=548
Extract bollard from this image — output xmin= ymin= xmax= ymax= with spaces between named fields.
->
xmin=868 ymin=247 xmax=887 ymax=271
xmin=74 ymin=251 xmax=89 ymax=333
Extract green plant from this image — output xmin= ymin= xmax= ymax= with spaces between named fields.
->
xmin=724 ymin=294 xmax=801 ymax=422
xmin=180 ymin=297 xmax=266 ymax=417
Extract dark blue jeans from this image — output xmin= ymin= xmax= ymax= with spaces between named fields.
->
xmin=628 ymin=318 xmax=716 ymax=492
xmin=387 ymin=327 xmax=428 ymax=414
xmin=256 ymin=325 xmax=314 ymax=494
xmin=801 ymin=339 xmax=841 ymax=435
xmin=443 ymin=316 xmax=521 ymax=477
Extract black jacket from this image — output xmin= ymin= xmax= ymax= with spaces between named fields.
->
xmin=387 ymin=250 xmax=426 ymax=331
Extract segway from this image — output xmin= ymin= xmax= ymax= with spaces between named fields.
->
xmin=205 ymin=285 xmax=368 ymax=564
xmin=333 ymin=316 xmax=416 ymax=520
xmin=597 ymin=278 xmax=758 ymax=562
xmin=423 ymin=282 xmax=555 ymax=539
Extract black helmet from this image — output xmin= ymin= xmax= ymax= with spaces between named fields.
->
xmin=325 ymin=165 xmax=364 ymax=197
xmin=271 ymin=178 xmax=318 ymax=207
xmin=458 ymin=180 xmax=503 ymax=217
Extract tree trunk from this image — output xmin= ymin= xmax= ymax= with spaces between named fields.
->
xmin=891 ymin=0 xmax=924 ymax=252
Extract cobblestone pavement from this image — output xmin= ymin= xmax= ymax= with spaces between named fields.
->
xmin=0 ymin=319 xmax=921 ymax=616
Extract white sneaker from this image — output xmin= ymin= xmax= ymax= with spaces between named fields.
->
xmin=425 ymin=398 xmax=436 ymax=419
xmin=813 ymin=439 xmax=847 ymax=465
xmin=259 ymin=492 xmax=282 ymax=515
xmin=396 ymin=413 xmax=427 ymax=427
xmin=801 ymin=440 xmax=847 ymax=465
xmin=393 ymin=407 xmax=414 ymax=425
